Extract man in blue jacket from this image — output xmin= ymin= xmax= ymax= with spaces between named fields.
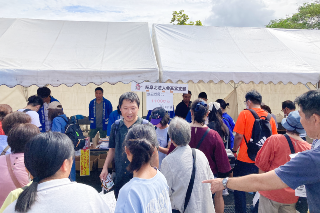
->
xmin=89 ymin=87 xmax=113 ymax=141
xmin=37 ymin=87 xmax=59 ymax=132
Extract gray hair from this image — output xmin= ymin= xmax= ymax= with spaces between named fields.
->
xmin=168 ymin=117 xmax=191 ymax=146
xmin=119 ymin=92 xmax=140 ymax=108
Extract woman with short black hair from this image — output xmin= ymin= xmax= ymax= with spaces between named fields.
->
xmin=4 ymin=132 xmax=110 ymax=213
xmin=115 ymin=124 xmax=171 ymax=212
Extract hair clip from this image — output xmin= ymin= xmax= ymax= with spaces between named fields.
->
xmin=195 ymin=101 xmax=207 ymax=112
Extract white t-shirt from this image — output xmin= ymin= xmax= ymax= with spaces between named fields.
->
xmin=17 ymin=109 xmax=41 ymax=127
xmin=4 ymin=178 xmax=110 ymax=213
xmin=155 ymin=127 xmax=169 ymax=170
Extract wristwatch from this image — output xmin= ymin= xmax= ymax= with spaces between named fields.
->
xmin=232 ymin=150 xmax=237 ymax=153
xmin=222 ymin=177 xmax=229 ymax=189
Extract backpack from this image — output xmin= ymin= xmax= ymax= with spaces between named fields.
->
xmin=59 ymin=116 xmax=86 ymax=151
xmin=113 ymin=118 xmax=149 ymax=136
xmin=244 ymin=109 xmax=272 ymax=161
xmin=22 ymin=109 xmax=32 ymax=113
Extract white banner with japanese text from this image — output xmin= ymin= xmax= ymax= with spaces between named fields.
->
xmin=146 ymin=91 xmax=174 ymax=111
xmin=131 ymin=82 xmax=188 ymax=93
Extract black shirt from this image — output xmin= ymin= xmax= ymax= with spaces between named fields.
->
xmin=175 ymin=101 xmax=191 ymax=119
xmin=109 ymin=117 xmax=153 ymax=189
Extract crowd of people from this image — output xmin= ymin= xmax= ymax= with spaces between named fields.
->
xmin=0 ymin=86 xmax=319 ymax=213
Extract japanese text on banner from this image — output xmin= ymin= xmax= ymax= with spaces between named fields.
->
xmin=132 ymin=82 xmax=188 ymax=93
xmin=146 ymin=92 xmax=173 ymax=111
xmin=80 ymin=149 xmax=90 ymax=176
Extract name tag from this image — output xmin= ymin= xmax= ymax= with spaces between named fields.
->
xmin=289 ymin=152 xmax=307 ymax=197
xmin=295 ymin=185 xmax=307 ymax=197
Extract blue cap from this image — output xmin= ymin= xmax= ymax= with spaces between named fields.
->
xmin=281 ymin=111 xmax=305 ymax=134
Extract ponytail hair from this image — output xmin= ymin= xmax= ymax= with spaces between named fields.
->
xmin=216 ymin=99 xmax=229 ymax=110
xmin=191 ymin=99 xmax=208 ymax=125
xmin=15 ymin=132 xmax=74 ymax=212
xmin=124 ymin=124 xmax=158 ymax=172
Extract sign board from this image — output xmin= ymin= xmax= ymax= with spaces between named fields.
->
xmin=132 ymin=82 xmax=188 ymax=93
xmin=146 ymin=92 xmax=173 ymax=111
xmin=80 ymin=149 xmax=90 ymax=176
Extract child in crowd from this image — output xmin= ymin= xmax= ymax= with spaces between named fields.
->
xmin=115 ymin=124 xmax=171 ymax=212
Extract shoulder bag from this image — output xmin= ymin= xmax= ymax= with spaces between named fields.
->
xmin=172 ymin=148 xmax=197 ymax=213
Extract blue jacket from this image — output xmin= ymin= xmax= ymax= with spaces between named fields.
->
xmin=37 ymin=96 xmax=59 ymax=132
xmin=51 ymin=114 xmax=68 ymax=133
xmin=222 ymin=113 xmax=235 ymax=149
xmin=107 ymin=110 xmax=121 ymax=136
xmin=89 ymin=97 xmax=113 ymax=131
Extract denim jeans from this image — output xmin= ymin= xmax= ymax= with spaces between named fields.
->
xmin=233 ymin=160 xmax=259 ymax=213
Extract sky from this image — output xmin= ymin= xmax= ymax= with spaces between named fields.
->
xmin=0 ymin=0 xmax=316 ymax=27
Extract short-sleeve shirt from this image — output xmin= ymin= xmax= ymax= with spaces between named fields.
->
xmin=155 ymin=127 xmax=169 ymax=170
xmin=17 ymin=109 xmax=41 ymax=127
xmin=114 ymin=170 xmax=171 ymax=213
xmin=255 ymin=134 xmax=311 ymax=204
xmin=109 ymin=117 xmax=153 ymax=189
xmin=189 ymin=127 xmax=231 ymax=175
xmin=234 ymin=108 xmax=278 ymax=163
xmin=0 ymin=153 xmax=29 ymax=206
xmin=175 ymin=101 xmax=191 ymax=119
xmin=275 ymin=146 xmax=320 ymax=213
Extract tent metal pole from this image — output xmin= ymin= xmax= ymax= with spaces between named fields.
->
xmin=304 ymin=84 xmax=311 ymax=91
xmin=228 ymin=82 xmax=235 ymax=89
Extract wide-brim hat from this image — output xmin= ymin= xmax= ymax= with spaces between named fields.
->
xmin=281 ymin=111 xmax=305 ymax=134
xmin=48 ymin=101 xmax=62 ymax=110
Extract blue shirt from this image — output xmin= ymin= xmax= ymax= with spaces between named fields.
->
xmin=107 ymin=110 xmax=121 ymax=136
xmin=51 ymin=114 xmax=68 ymax=133
xmin=222 ymin=113 xmax=235 ymax=131
xmin=222 ymin=113 xmax=235 ymax=149
xmin=275 ymin=146 xmax=320 ymax=213
xmin=115 ymin=170 xmax=171 ymax=213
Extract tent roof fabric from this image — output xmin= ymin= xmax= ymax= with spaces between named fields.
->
xmin=152 ymin=24 xmax=320 ymax=85
xmin=0 ymin=18 xmax=159 ymax=87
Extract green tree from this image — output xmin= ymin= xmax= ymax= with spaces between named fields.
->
xmin=171 ymin=10 xmax=203 ymax=26
xmin=266 ymin=2 xmax=320 ymax=29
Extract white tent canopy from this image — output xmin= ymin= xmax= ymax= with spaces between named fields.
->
xmin=0 ymin=19 xmax=159 ymax=87
xmin=152 ymin=24 xmax=320 ymax=85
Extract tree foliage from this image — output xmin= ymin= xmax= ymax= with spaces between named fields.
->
xmin=171 ymin=10 xmax=203 ymax=26
xmin=266 ymin=2 xmax=320 ymax=29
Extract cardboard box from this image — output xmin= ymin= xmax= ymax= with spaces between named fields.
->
xmin=98 ymin=152 xmax=112 ymax=169
xmin=75 ymin=155 xmax=99 ymax=171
